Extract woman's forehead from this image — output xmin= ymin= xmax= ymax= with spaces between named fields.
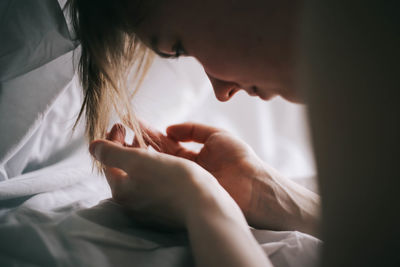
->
xmin=135 ymin=0 xmax=236 ymax=35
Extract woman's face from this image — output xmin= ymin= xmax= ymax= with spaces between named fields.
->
xmin=135 ymin=0 xmax=301 ymax=103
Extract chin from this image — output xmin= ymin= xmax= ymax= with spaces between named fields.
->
xmin=283 ymin=93 xmax=305 ymax=104
xmin=256 ymin=86 xmax=278 ymax=101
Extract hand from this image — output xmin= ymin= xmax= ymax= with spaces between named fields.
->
xmin=140 ymin=122 xmax=320 ymax=235
xmin=89 ymin=124 xmax=241 ymax=230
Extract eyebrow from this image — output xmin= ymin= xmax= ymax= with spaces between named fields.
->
xmin=150 ymin=36 xmax=176 ymax=59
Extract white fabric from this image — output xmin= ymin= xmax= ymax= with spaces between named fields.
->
xmin=0 ymin=162 xmax=320 ymax=267
xmin=0 ymin=53 xmax=84 ymax=181
xmin=0 ymin=0 xmax=320 ymax=266
xmin=0 ymin=0 xmax=74 ymax=81
xmin=0 ymin=0 xmax=78 ymax=181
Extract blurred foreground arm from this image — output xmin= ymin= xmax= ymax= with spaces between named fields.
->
xmin=301 ymin=1 xmax=400 ymax=266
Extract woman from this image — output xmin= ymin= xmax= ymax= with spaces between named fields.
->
xmin=69 ymin=0 xmax=399 ymax=266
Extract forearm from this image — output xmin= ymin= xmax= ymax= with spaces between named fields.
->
xmin=277 ymin=175 xmax=321 ymax=237
xmin=186 ymin=189 xmax=272 ymax=267
xmin=250 ymin=164 xmax=321 ymax=238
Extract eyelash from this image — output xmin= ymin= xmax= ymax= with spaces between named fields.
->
xmin=172 ymin=41 xmax=187 ymax=58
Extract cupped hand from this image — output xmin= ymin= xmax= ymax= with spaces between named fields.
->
xmin=89 ymin=124 xmax=236 ymax=229
xmin=140 ymin=122 xmax=320 ymax=235
xmin=138 ymin=123 xmax=266 ymax=221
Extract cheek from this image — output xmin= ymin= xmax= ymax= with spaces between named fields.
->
xmin=196 ymin=52 xmax=254 ymax=84
xmin=188 ymin=33 xmax=269 ymax=86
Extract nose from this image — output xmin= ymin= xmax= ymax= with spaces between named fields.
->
xmin=206 ymin=74 xmax=239 ymax=102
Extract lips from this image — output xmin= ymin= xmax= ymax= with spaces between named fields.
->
xmin=249 ymin=86 xmax=258 ymax=96
xmin=243 ymin=86 xmax=258 ymax=96
xmin=258 ymin=91 xmax=277 ymax=100
xmin=236 ymin=85 xmax=276 ymax=100
xmin=246 ymin=86 xmax=276 ymax=100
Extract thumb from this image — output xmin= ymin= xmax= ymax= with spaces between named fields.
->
xmin=89 ymin=139 xmax=135 ymax=172
xmin=167 ymin=122 xmax=220 ymax=143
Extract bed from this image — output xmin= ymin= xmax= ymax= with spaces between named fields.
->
xmin=0 ymin=1 xmax=321 ymax=266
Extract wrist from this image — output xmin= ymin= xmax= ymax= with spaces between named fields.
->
xmin=184 ymin=175 xmax=272 ymax=267
xmin=184 ymin=171 xmax=249 ymax=229
xmin=248 ymin=165 xmax=321 ymax=236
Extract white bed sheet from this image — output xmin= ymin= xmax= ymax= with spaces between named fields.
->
xmin=0 ymin=151 xmax=320 ymax=267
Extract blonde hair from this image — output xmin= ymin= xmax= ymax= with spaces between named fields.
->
xmin=66 ymin=0 xmax=155 ymax=146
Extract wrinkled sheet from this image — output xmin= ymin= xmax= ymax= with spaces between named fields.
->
xmin=0 ymin=0 xmax=77 ymax=181
xmin=0 ymin=152 xmax=320 ymax=267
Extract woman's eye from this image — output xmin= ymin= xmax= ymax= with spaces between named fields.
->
xmin=172 ymin=41 xmax=187 ymax=58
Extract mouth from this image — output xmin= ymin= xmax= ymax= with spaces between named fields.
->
xmin=251 ymin=86 xmax=259 ymax=96
xmin=258 ymin=93 xmax=276 ymax=100
xmin=246 ymin=86 xmax=276 ymax=100
xmin=245 ymin=86 xmax=258 ymax=96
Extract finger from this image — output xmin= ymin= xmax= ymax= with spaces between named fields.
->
xmin=129 ymin=134 xmax=151 ymax=149
xmin=147 ymin=135 xmax=198 ymax=161
xmin=90 ymin=139 xmax=143 ymax=172
xmin=166 ymin=122 xmax=221 ymax=143
xmin=146 ymin=132 xmax=198 ymax=161
xmin=137 ymin=122 xmax=199 ymax=160
xmin=135 ymin=120 xmax=179 ymax=151
xmin=107 ymin=123 xmax=126 ymax=145
xmin=130 ymin=135 xmax=141 ymax=148
xmin=128 ymin=119 xmax=155 ymax=148
xmin=171 ymin=146 xmax=198 ymax=161
xmin=139 ymin=123 xmax=164 ymax=151
xmin=105 ymin=124 xmax=129 ymax=186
